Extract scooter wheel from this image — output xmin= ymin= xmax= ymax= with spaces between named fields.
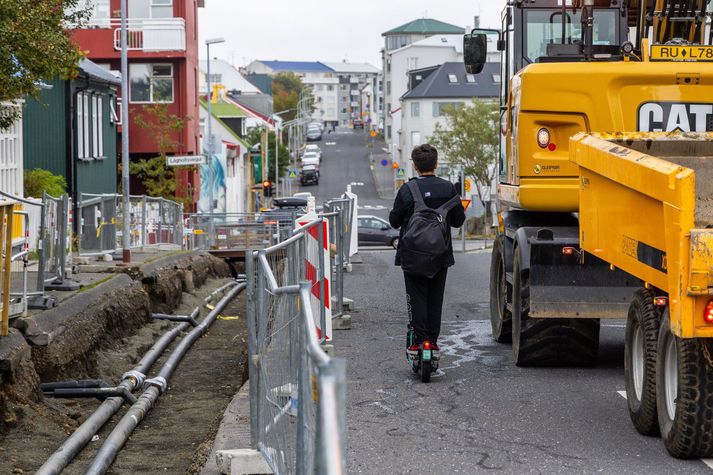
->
xmin=421 ymin=360 xmax=432 ymax=383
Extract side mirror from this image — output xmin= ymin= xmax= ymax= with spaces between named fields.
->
xmin=464 ymin=32 xmax=488 ymax=75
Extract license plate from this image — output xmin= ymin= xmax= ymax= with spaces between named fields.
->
xmin=422 ymin=350 xmax=432 ymax=361
xmin=651 ymin=45 xmax=713 ymax=62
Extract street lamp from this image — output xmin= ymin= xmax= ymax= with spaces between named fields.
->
xmin=205 ymin=37 xmax=225 ymax=217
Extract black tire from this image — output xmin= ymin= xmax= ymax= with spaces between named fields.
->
xmin=656 ymin=312 xmax=713 ymax=458
xmin=511 ymin=248 xmax=600 ymax=366
xmin=421 ymin=360 xmax=431 ymax=383
xmin=489 ymin=238 xmax=512 ymax=343
xmin=624 ymin=289 xmax=660 ymax=436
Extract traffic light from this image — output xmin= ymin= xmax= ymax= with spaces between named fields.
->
xmin=262 ymin=180 xmax=273 ymax=197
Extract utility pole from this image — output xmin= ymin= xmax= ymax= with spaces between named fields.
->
xmin=120 ymin=0 xmax=131 ymax=263
xmin=205 ymin=37 xmax=225 ymax=218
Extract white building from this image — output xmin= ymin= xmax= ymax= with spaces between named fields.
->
xmin=199 ymin=59 xmax=262 ymax=95
xmin=399 ymin=62 xmax=501 ymax=179
xmin=245 ymin=61 xmax=339 ymax=125
xmin=321 ymin=62 xmax=381 ymax=128
xmin=0 ymin=103 xmax=24 ymax=197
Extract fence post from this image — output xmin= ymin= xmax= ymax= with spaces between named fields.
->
xmin=296 ymin=280 xmax=310 ymax=475
xmin=141 ymin=196 xmax=147 ymax=248
xmin=245 ymin=249 xmax=259 ymax=449
xmin=58 ymin=194 xmax=69 ymax=281
xmin=317 ymin=220 xmax=327 ymax=344
xmin=158 ymin=199 xmax=164 ymax=248
xmin=335 ymin=206 xmax=344 ymax=318
xmin=1 ymin=205 xmax=13 ymax=336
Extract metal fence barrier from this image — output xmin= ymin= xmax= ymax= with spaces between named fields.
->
xmin=0 ymin=199 xmax=14 ymax=336
xmin=246 ymin=218 xmax=346 ymax=474
xmin=185 ymin=213 xmax=291 ymax=251
xmin=77 ymin=194 xmax=183 ymax=256
xmin=321 ymin=198 xmax=354 ymax=323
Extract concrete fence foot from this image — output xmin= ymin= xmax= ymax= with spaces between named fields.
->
xmin=342 ymin=297 xmax=354 ymax=311
xmin=216 ymin=449 xmax=273 ymax=475
xmin=332 ymin=314 xmax=352 ymax=330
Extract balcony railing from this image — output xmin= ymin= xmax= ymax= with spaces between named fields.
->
xmin=88 ymin=18 xmax=186 ymax=52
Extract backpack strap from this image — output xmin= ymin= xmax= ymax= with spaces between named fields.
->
xmin=406 ymin=180 xmax=428 ymax=211
xmin=436 ymin=194 xmax=462 ymax=217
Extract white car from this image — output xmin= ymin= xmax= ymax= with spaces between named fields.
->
xmin=305 ymin=144 xmax=322 ymax=161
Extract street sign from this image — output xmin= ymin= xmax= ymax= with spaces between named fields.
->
xmin=380 ymin=159 xmax=389 ymax=167
xmin=465 ymin=179 xmax=471 ymax=192
xmin=461 ymin=199 xmax=472 ymax=211
xmin=289 ymin=170 xmax=297 ymax=178
xmin=166 ymin=155 xmax=206 ymax=167
xmin=370 ymin=130 xmax=377 ymax=138
xmin=392 ymin=162 xmax=400 ymax=170
xmin=397 ymin=168 xmax=405 ymax=177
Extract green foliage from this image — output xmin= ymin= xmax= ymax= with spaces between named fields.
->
xmin=247 ymin=127 xmax=291 ymax=182
xmin=130 ymin=104 xmax=191 ymax=207
xmin=271 ymin=72 xmax=314 ymax=121
xmin=429 ymin=99 xmax=499 ymax=201
xmin=24 ymin=168 xmax=67 ymax=198
xmin=0 ymin=0 xmax=89 ymax=129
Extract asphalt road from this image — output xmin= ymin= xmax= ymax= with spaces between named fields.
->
xmin=299 ymin=130 xmax=713 ymax=474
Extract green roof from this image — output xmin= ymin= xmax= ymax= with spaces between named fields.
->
xmin=383 ymin=18 xmax=464 ymax=36
xmin=200 ymin=99 xmax=248 ymax=118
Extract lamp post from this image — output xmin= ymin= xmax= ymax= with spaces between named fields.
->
xmin=205 ymin=37 xmax=225 ymax=217
xmin=120 ymin=0 xmax=131 ymax=263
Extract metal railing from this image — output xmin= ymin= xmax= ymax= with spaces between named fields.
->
xmin=105 ymin=18 xmax=187 ymax=52
xmin=184 ymin=213 xmax=290 ymax=251
xmin=321 ymin=198 xmax=355 ymax=322
xmin=77 ymin=194 xmax=183 ymax=257
xmin=246 ymin=218 xmax=346 ymax=474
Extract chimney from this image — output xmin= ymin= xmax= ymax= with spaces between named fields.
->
xmin=474 ymin=16 xmax=480 ymax=29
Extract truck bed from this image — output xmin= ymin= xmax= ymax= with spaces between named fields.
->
xmin=608 ymin=135 xmax=713 ymax=228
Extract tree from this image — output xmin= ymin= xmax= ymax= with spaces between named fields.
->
xmin=246 ymin=127 xmax=290 ymax=182
xmin=24 ymin=169 xmax=67 ymax=198
xmin=0 ymin=0 xmax=88 ymax=129
xmin=271 ymin=72 xmax=313 ymax=121
xmin=130 ymin=104 xmax=192 ymax=207
xmin=429 ymin=99 xmax=499 ymax=205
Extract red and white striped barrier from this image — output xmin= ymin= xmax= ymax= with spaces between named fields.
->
xmin=297 ymin=212 xmax=332 ymax=342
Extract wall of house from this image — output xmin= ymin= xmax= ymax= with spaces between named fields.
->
xmin=23 ymin=78 xmax=67 ymax=180
xmin=0 ymin=103 xmax=24 ymax=198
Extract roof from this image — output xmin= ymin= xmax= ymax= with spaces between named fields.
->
xmin=402 ymin=62 xmax=501 ymax=100
xmin=383 ymin=18 xmax=464 ymax=36
xmin=200 ymin=99 xmax=248 ymax=118
xmin=392 ymin=34 xmax=464 ymax=56
xmin=321 ymin=62 xmax=381 ymax=74
xmin=78 ymin=59 xmax=120 ymax=86
xmin=257 ymin=61 xmax=333 ymax=73
xmin=199 ymin=60 xmax=261 ymax=94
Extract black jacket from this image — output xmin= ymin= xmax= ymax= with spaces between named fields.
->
xmin=389 ymin=176 xmax=466 ymax=267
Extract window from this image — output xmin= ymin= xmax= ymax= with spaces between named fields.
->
xmin=411 ymin=131 xmax=421 ymax=150
xmin=130 ymin=64 xmax=174 ymax=103
xmin=386 ymin=81 xmax=391 ymax=95
xmin=76 ymin=92 xmax=105 ymax=160
xmin=327 ymin=85 xmax=334 ymax=91
xmin=386 ymin=35 xmax=411 ymax=51
xmin=492 ymin=74 xmax=501 ymax=83
xmin=433 ymin=102 xmax=462 ymax=117
xmin=448 ymin=74 xmax=458 ymax=84
xmin=129 ymin=0 xmax=173 ymax=18
xmin=466 ymin=74 xmax=476 ymax=83
xmin=407 ymin=57 xmax=419 ymax=71
xmin=206 ymin=73 xmax=222 ymax=84
xmin=410 ymin=102 xmax=420 ymax=118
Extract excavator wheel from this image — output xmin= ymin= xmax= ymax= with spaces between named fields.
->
xmin=489 ymin=237 xmax=512 ymax=343
xmin=656 ymin=311 xmax=713 ymax=458
xmin=624 ymin=289 xmax=660 ymax=436
xmin=511 ymin=249 xmax=600 ymax=367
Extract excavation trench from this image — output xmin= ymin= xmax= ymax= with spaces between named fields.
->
xmin=0 ymin=254 xmax=248 ymax=474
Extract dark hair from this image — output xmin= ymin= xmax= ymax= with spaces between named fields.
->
xmin=411 ymin=144 xmax=438 ymax=173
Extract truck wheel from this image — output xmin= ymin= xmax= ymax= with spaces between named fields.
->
xmin=656 ymin=312 xmax=713 ymax=458
xmin=512 ymin=249 xmax=599 ymax=366
xmin=489 ymin=238 xmax=511 ymax=342
xmin=624 ymin=289 xmax=660 ymax=436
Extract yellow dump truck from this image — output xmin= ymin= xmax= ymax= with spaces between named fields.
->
xmin=465 ymin=0 xmax=713 ymax=458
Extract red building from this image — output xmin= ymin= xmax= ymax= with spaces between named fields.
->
xmin=72 ymin=0 xmax=204 ymax=207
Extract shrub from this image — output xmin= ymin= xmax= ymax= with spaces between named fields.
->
xmin=24 ymin=169 xmax=67 ymax=198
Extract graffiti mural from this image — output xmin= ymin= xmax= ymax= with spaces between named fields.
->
xmin=198 ymin=153 xmax=227 ymax=214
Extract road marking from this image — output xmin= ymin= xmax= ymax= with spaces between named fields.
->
xmin=617 ymin=390 xmax=627 ymax=399
xmin=603 ymin=324 xmax=626 ymax=328
xmin=326 ymin=142 xmax=336 ymax=146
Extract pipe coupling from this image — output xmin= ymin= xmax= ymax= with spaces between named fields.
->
xmin=144 ymin=376 xmax=168 ymax=394
xmin=122 ymin=370 xmax=146 ymax=387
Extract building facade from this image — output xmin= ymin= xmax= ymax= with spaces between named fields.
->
xmin=72 ymin=0 xmax=204 ymax=207
xmin=321 ymin=62 xmax=381 ymax=128
xmin=381 ymin=19 xmax=465 ymax=152
xmin=399 ymin=62 xmax=501 ymax=179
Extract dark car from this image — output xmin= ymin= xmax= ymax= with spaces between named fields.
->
xmin=357 ymin=215 xmax=399 ymax=249
xmin=300 ymin=165 xmax=319 ymax=186
xmin=353 ymin=120 xmax=365 ymax=130
xmin=259 ymin=198 xmax=308 ymax=227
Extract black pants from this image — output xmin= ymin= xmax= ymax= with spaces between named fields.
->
xmin=404 ymin=268 xmax=448 ymax=344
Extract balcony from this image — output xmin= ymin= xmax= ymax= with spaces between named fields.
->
xmin=86 ymin=18 xmax=186 ymax=52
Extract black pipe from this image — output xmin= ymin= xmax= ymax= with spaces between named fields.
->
xmin=52 ymin=387 xmax=137 ymax=405
xmin=152 ymin=307 xmax=200 ymax=327
xmin=41 ymin=380 xmax=109 ymax=392
xmin=84 ymin=282 xmax=246 ymax=475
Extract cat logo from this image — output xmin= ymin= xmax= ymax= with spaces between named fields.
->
xmin=638 ymin=102 xmax=713 ymax=132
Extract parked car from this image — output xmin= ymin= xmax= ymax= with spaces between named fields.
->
xmin=300 ymin=165 xmax=319 ymax=186
xmin=306 ymin=128 xmax=322 ymax=141
xmin=305 ymin=144 xmax=322 ymax=161
xmin=259 ymin=198 xmax=308 ymax=226
xmin=357 ymin=215 xmax=399 ymax=249
xmin=301 ymin=151 xmax=319 ymax=163
xmin=293 ymin=192 xmax=313 ymax=201
xmin=353 ymin=120 xmax=365 ymax=130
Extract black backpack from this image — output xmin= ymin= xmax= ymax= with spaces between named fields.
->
xmin=400 ymin=180 xmax=461 ymax=278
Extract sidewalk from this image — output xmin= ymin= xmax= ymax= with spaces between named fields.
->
xmin=369 ymin=146 xmax=396 ymax=201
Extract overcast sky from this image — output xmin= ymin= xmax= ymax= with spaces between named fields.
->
xmin=198 ymin=0 xmax=501 ymax=68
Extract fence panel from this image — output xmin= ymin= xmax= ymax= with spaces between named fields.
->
xmin=0 ymin=200 xmax=15 ymax=336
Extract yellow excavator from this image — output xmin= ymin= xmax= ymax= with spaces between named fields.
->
xmin=465 ymin=0 xmax=713 ymax=458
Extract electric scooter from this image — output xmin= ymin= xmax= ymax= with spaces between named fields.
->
xmin=407 ymin=328 xmax=437 ymax=383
